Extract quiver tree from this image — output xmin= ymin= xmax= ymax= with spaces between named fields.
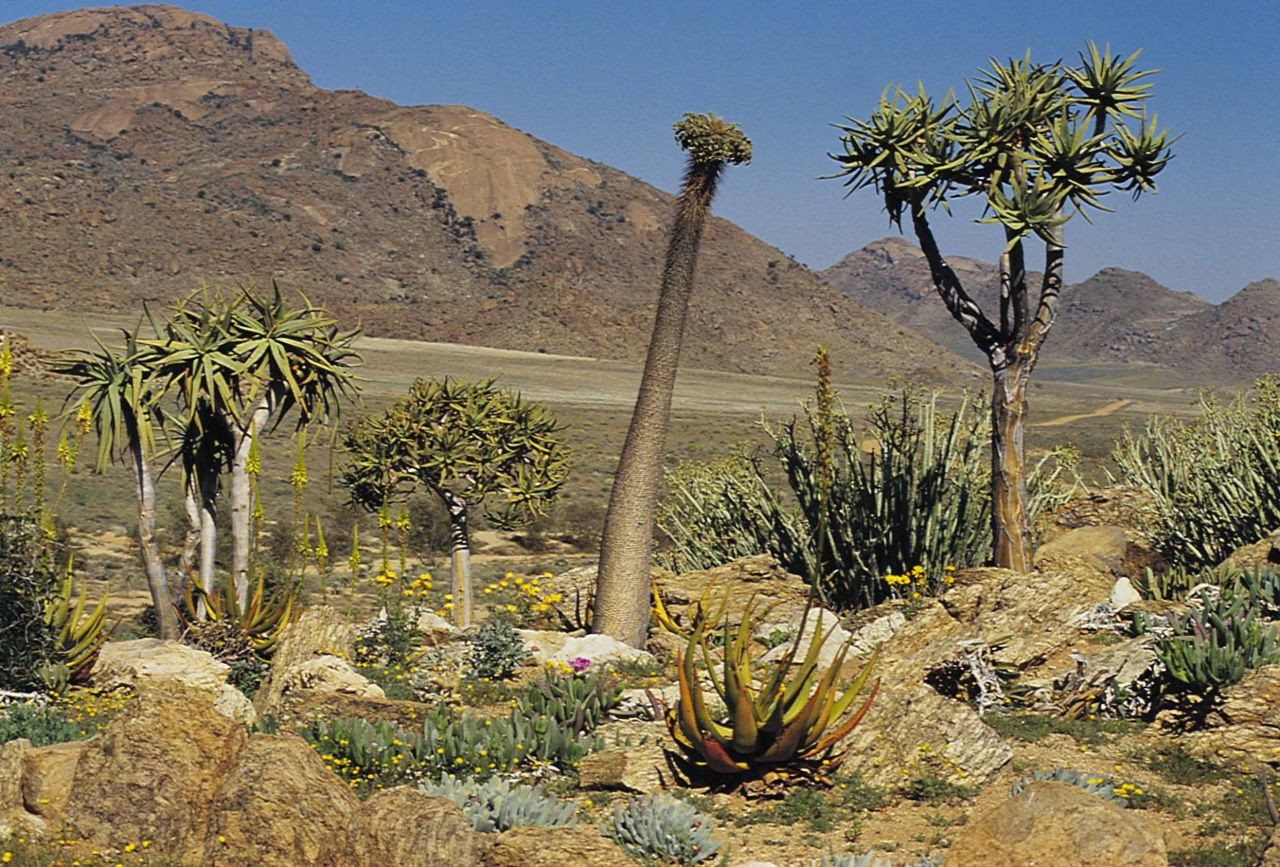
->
xmin=55 ymin=326 xmax=181 ymax=639
xmin=830 ymin=43 xmax=1174 ymax=571
xmin=143 ymin=284 xmax=359 ymax=608
xmin=594 ymin=112 xmax=751 ymax=647
xmin=340 ymin=378 xmax=569 ymax=627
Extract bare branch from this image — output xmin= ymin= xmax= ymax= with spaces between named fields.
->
xmin=1028 ymin=221 xmax=1065 ymax=354
xmin=911 ymin=210 xmax=1003 ymax=355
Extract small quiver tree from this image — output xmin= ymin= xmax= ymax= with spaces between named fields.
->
xmin=341 ymin=378 xmax=569 ymax=627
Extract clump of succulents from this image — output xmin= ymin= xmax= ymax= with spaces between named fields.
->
xmin=517 ymin=664 xmax=623 ymax=734
xmin=420 ymin=774 xmax=577 ymax=832
xmin=603 ymin=793 xmax=723 ymax=865
xmin=1010 ymin=767 xmax=1130 ymax=806
xmin=661 ymin=588 xmax=878 ymax=789
xmin=1140 ymin=590 xmax=1279 ymax=693
xmin=467 ymin=619 xmax=529 ymax=680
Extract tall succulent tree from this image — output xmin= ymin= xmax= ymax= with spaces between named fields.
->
xmin=341 ymin=378 xmax=569 ymax=627
xmin=55 ymin=327 xmax=182 ymax=639
xmin=594 ymin=113 xmax=751 ymax=647
xmin=830 ymin=44 xmax=1174 ymax=571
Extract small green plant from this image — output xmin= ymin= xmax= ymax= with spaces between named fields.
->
xmin=903 ymin=774 xmax=978 ymax=804
xmin=603 ymin=792 xmax=724 ymax=865
xmin=984 ymin=711 xmax=1143 ymax=745
xmin=1133 ymin=743 xmax=1227 ymax=786
xmin=468 ymin=620 xmax=529 ymax=681
xmin=419 ymin=774 xmax=577 ymax=832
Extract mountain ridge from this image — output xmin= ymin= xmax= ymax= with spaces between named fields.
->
xmin=819 ymin=237 xmax=1275 ymax=381
xmin=0 ymin=4 xmax=966 ymax=383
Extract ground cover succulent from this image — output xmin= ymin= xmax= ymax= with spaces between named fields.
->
xmin=603 ymin=792 xmax=723 ymax=865
xmin=419 ymin=774 xmax=577 ymax=831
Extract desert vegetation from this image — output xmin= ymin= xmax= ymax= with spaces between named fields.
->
xmin=0 ymin=32 xmax=1277 ymax=867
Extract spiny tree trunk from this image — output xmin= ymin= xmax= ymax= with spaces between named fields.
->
xmin=594 ymin=160 xmax=725 ymax=647
xmin=444 ymin=493 xmax=473 ymax=628
xmin=229 ymin=397 xmax=271 ymax=610
xmin=991 ymin=356 xmax=1032 ymax=571
xmin=129 ymin=434 xmax=179 ymax=639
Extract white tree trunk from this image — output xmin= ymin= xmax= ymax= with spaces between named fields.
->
xmin=230 ymin=396 xmax=271 ymax=610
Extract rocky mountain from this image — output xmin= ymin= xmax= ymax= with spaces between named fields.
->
xmin=820 ymin=237 xmax=1274 ymax=381
xmin=0 ymin=5 xmax=963 ymax=382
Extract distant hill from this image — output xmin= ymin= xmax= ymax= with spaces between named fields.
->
xmin=0 ymin=4 xmax=964 ymax=383
xmin=820 ymin=237 xmax=1274 ymax=382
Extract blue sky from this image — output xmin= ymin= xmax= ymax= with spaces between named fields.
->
xmin=6 ymin=0 xmax=1279 ymax=301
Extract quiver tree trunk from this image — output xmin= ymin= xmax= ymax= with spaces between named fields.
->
xmin=445 ymin=494 xmax=473 ymax=628
xmin=229 ymin=397 xmax=271 ymax=610
xmin=991 ymin=355 xmax=1033 ymax=572
xmin=594 ymin=159 xmax=725 ymax=648
xmin=130 ymin=435 xmax=178 ymax=639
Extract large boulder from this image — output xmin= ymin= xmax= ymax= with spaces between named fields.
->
xmin=202 ymin=733 xmax=358 ymax=866
xmin=483 ymin=825 xmax=633 ymax=867
xmin=1034 ymin=525 xmax=1130 ymax=576
xmin=64 ymin=684 xmax=248 ymax=859
xmin=652 ymin=555 xmax=809 ymax=625
xmin=255 ymin=605 xmax=359 ymax=718
xmin=840 ymin=683 xmax=1011 ymax=789
xmin=945 ymin=781 xmax=1168 ymax=865
xmin=91 ymin=638 xmax=255 ymax=723
xmin=323 ymin=785 xmax=484 ymax=866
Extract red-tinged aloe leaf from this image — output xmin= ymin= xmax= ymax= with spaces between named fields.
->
xmin=700 ymin=735 xmax=748 ymax=774
xmin=805 ymin=678 xmax=881 ymax=756
xmin=674 ymin=650 xmax=704 ymax=748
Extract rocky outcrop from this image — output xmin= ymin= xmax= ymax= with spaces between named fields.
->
xmin=1220 ymin=529 xmax=1280 ymax=575
xmin=325 ymin=786 xmax=484 ymax=867
xmin=278 ymin=655 xmax=385 ymax=700
xmin=578 ymin=720 xmax=672 ymax=794
xmin=203 ymin=733 xmax=358 ymax=866
xmin=0 ymin=738 xmax=39 ymax=836
xmin=91 ymin=638 xmax=255 ymax=723
xmin=519 ymin=630 xmax=655 ymax=668
xmin=1034 ymin=525 xmax=1131 ymax=576
xmin=483 ymin=826 xmax=633 ymax=867
xmin=20 ymin=739 xmax=85 ymax=827
xmin=1179 ymin=664 xmax=1280 ymax=763
xmin=946 ymin=781 xmax=1168 ymax=865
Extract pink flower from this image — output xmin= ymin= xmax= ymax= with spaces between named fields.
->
xmin=568 ymin=657 xmax=591 ymax=672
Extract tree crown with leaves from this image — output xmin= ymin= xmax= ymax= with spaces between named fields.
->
xmin=830 ymin=43 xmax=1174 ymax=247
xmin=341 ymin=378 xmax=569 ymax=526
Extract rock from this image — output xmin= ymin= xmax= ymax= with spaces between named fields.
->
xmin=416 ymin=609 xmax=461 ymax=640
xmin=255 ymin=605 xmax=358 ymax=717
xmin=946 ymin=781 xmax=1168 ymax=865
xmin=579 ymin=720 xmax=672 ymax=794
xmin=21 ymin=740 xmax=85 ymax=824
xmin=484 ymin=825 xmax=633 ymax=867
xmin=203 ymin=733 xmax=358 ymax=866
xmin=273 ymin=690 xmax=435 ymax=729
xmin=325 ymin=786 xmax=483 ymax=866
xmin=653 ymin=555 xmax=809 ymax=625
xmin=65 ymin=685 xmax=248 ymax=859
xmin=1262 ymin=822 xmax=1280 ymax=867
xmin=1034 ymin=525 xmax=1129 ymax=576
xmin=1220 ymin=528 xmax=1280 ymax=575
xmin=1179 ymin=664 xmax=1280 ymax=762
xmin=0 ymin=738 xmax=42 ymax=836
xmin=519 ymin=630 xmax=655 ymax=668
xmin=841 ymin=682 xmax=1011 ymax=789
xmin=91 ymin=638 xmax=255 ymax=723
xmin=1110 ymin=576 xmax=1142 ymax=609
xmin=280 ymin=654 xmax=385 ymax=700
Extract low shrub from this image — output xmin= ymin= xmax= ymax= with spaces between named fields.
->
xmin=419 ymin=774 xmax=577 ymax=831
xmin=467 ymin=619 xmax=528 ymax=680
